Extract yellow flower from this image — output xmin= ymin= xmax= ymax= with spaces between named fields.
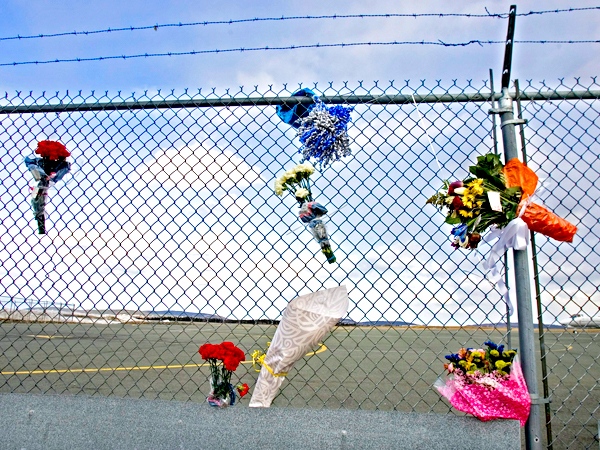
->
xmin=503 ymin=350 xmax=517 ymax=358
xmin=299 ymin=162 xmax=315 ymax=175
xmin=468 ymin=179 xmax=484 ymax=195
xmin=495 ymin=360 xmax=512 ymax=370
xmin=490 ymin=349 xmax=499 ymax=357
xmin=458 ymin=209 xmax=473 ymax=218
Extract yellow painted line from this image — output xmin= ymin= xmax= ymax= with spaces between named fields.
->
xmin=27 ymin=335 xmax=59 ymax=339
xmin=1 ymin=343 xmax=328 ymax=376
xmin=305 ymin=342 xmax=327 ymax=356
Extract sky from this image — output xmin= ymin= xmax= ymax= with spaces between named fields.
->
xmin=1 ymin=1 xmax=599 ymax=93
xmin=0 ymin=1 xmax=599 ymax=326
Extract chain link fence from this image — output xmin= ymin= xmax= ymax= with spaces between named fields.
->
xmin=0 ymin=78 xmax=598 ymax=449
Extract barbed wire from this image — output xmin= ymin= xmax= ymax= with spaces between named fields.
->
xmin=1 ymin=7 xmax=599 ymax=42
xmin=2 ymin=39 xmax=599 ymax=68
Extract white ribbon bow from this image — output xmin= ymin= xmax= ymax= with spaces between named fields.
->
xmin=480 ymin=219 xmax=530 ymax=316
xmin=478 ymin=178 xmax=546 ymax=315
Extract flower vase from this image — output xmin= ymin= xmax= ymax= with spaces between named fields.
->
xmin=206 ymin=379 xmax=235 ymax=408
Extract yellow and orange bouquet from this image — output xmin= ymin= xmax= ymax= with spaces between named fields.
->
xmin=427 ymin=153 xmax=577 ymax=249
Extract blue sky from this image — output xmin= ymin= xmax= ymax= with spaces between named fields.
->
xmin=1 ymin=1 xmax=599 ymax=93
xmin=0 ymin=2 xmax=598 ymax=326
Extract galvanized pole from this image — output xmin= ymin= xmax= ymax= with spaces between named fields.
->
xmin=489 ymin=68 xmax=513 ymax=350
xmin=514 ymin=79 xmax=554 ymax=449
xmin=495 ymin=5 xmax=543 ymax=449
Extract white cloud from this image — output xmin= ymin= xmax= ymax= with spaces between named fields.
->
xmin=138 ymin=143 xmax=263 ymax=191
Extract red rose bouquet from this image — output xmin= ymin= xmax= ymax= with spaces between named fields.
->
xmin=198 ymin=342 xmax=248 ymax=407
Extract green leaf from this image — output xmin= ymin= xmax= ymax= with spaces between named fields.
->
xmin=445 ymin=215 xmax=462 ymax=225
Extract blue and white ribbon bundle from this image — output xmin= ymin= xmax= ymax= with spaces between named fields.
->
xmin=296 ymin=98 xmax=353 ymax=169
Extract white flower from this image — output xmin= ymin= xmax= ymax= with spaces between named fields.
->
xmin=299 ymin=162 xmax=315 ymax=175
xmin=295 ymin=188 xmax=310 ymax=199
xmin=476 ymin=377 xmax=498 ymax=389
xmin=274 ymin=181 xmax=284 ymax=196
xmin=453 ymin=187 xmax=467 ymax=195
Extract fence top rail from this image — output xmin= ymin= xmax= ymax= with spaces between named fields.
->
xmin=1 ymin=89 xmax=599 ymax=114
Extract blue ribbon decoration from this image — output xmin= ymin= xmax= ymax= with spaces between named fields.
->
xmin=276 ymin=88 xmax=316 ymax=128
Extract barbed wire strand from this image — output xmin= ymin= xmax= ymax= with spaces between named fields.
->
xmin=1 ymin=7 xmax=599 ymax=42
xmin=2 ymin=39 xmax=599 ymax=68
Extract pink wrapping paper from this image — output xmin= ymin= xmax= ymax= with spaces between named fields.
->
xmin=436 ymin=360 xmax=531 ymax=426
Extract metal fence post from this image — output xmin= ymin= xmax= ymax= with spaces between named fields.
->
xmin=514 ymin=79 xmax=554 ymax=450
xmin=497 ymin=87 xmax=543 ymax=449
xmin=494 ymin=7 xmax=543 ymax=448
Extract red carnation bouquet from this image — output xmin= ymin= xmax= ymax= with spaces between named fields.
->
xmin=24 ymin=140 xmax=72 ymax=234
xmin=35 ymin=140 xmax=71 ymax=160
xmin=198 ymin=342 xmax=248 ymax=407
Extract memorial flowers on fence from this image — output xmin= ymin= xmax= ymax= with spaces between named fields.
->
xmin=198 ymin=342 xmax=248 ymax=408
xmin=275 ymin=88 xmax=354 ymax=169
xmin=435 ymin=340 xmax=531 ymax=426
xmin=24 ymin=140 xmax=71 ymax=234
xmin=426 ymin=153 xmax=577 ymax=249
xmin=249 ymin=286 xmax=349 ymax=408
xmin=296 ymin=97 xmax=353 ymax=169
xmin=274 ymin=162 xmax=336 ymax=263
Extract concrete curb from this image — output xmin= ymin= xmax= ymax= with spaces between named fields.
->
xmin=0 ymin=393 xmax=521 ymax=450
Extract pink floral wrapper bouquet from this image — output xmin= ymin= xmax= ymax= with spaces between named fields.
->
xmin=435 ymin=341 xmax=531 ymax=426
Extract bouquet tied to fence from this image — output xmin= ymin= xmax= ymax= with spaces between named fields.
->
xmin=296 ymin=97 xmax=353 ymax=169
xmin=24 ymin=140 xmax=72 ymax=234
xmin=249 ymin=286 xmax=349 ymax=407
xmin=198 ymin=342 xmax=249 ymax=408
xmin=426 ymin=153 xmax=577 ymax=249
xmin=274 ymin=162 xmax=336 ymax=263
xmin=275 ymin=88 xmax=353 ymax=169
xmin=435 ymin=341 xmax=531 ymax=426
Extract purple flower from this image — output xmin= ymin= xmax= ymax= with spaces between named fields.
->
xmin=448 ymin=181 xmax=463 ymax=195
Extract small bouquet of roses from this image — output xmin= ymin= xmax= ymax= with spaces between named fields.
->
xmin=435 ymin=341 xmax=530 ymax=425
xmin=426 ymin=153 xmax=577 ymax=249
xmin=198 ymin=342 xmax=249 ymax=408
xmin=274 ymin=162 xmax=336 ymax=263
xmin=24 ymin=140 xmax=72 ymax=234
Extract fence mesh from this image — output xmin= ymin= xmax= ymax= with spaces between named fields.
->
xmin=1 ymin=78 xmax=599 ymax=449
